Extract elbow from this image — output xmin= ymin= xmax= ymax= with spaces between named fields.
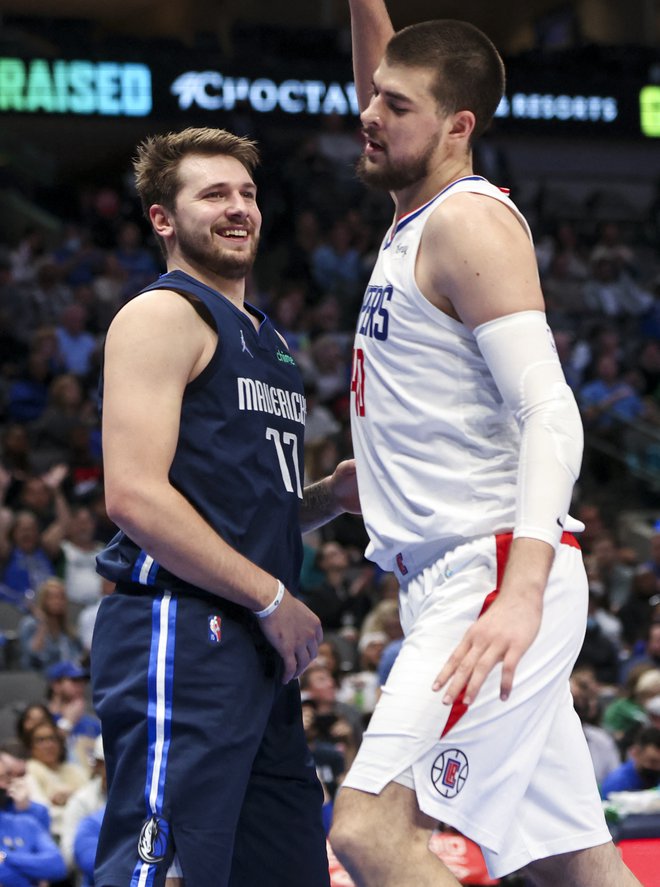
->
xmin=104 ymin=483 xmax=144 ymax=533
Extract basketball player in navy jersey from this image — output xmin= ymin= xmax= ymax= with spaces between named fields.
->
xmin=91 ymin=127 xmax=359 ymax=887
xmin=329 ymin=3 xmax=641 ymax=886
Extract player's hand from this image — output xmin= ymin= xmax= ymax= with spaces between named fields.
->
xmin=258 ymin=590 xmax=323 ymax=683
xmin=329 ymin=459 xmax=361 ymax=515
xmin=432 ymin=594 xmax=543 ymax=705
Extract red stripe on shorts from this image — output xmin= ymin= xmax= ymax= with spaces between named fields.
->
xmin=440 ymin=530 xmax=579 ymax=738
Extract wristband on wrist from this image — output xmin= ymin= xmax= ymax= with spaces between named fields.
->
xmin=253 ymin=580 xmax=285 ymax=619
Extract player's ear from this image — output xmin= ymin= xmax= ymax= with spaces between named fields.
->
xmin=150 ymin=204 xmax=174 ymax=239
xmin=448 ymin=110 xmax=475 ymax=143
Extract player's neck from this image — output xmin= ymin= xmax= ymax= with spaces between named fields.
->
xmin=168 ymin=256 xmax=248 ymax=310
xmin=393 ymin=156 xmax=474 ymax=220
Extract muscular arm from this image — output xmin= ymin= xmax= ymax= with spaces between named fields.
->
xmin=301 ymin=460 xmax=361 ymax=533
xmin=102 ymin=290 xmax=322 ymax=682
xmin=348 ymin=0 xmax=395 ymax=111
xmin=423 ymin=197 xmax=583 ymax=703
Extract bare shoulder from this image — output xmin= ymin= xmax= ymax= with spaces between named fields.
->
xmin=421 ymin=192 xmax=544 ymax=329
xmin=426 ymin=191 xmax=531 ymax=252
xmin=105 ymin=288 xmax=212 ymax=380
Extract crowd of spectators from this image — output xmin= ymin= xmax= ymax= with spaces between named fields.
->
xmin=0 ymin=117 xmax=660 ymax=884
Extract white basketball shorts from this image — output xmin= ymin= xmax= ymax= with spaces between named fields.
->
xmin=341 ymin=532 xmax=611 ymax=878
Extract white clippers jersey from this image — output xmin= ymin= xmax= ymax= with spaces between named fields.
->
xmin=350 ymin=176 xmax=533 ymax=574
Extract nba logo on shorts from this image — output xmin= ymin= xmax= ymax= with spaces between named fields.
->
xmin=208 ymin=615 xmax=222 ymax=643
xmin=431 ymin=748 xmax=469 ymax=799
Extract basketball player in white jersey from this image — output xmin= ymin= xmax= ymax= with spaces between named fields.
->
xmin=329 ymin=3 xmax=641 ymax=885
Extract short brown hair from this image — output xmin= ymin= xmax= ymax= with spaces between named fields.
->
xmin=385 ymin=20 xmax=505 ymax=142
xmin=133 ymin=126 xmax=260 ymax=217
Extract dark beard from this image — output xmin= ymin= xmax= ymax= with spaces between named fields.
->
xmin=176 ymin=227 xmax=259 ymax=280
xmin=356 ymin=152 xmax=431 ymax=192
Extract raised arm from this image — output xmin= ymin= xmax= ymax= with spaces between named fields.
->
xmin=348 ymin=0 xmax=395 ymax=111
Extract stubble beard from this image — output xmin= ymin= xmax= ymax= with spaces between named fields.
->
xmin=356 ymin=133 xmax=440 ymax=192
xmin=176 ymin=226 xmax=259 ymax=280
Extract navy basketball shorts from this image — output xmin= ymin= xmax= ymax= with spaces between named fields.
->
xmin=91 ymin=584 xmax=330 ymax=887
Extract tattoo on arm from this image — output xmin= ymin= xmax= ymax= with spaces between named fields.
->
xmin=300 ymin=479 xmax=339 ymax=533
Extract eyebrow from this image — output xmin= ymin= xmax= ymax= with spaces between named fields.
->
xmin=372 ymin=79 xmax=414 ymax=105
xmin=198 ymin=181 xmax=257 ymax=194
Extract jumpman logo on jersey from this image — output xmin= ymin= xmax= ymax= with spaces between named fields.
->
xmin=240 ymin=330 xmax=254 ymax=358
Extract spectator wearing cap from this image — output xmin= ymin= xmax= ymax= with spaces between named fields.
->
xmin=18 ymin=577 xmax=83 ymax=672
xmin=0 ymin=753 xmax=67 ymax=887
xmin=45 ymin=660 xmax=100 ymax=771
xmin=600 ymin=726 xmax=660 ymax=798
xmin=23 ymin=720 xmax=87 ymax=844
xmin=60 ymin=735 xmax=106 ymax=871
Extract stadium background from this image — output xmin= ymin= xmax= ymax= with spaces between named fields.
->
xmin=1 ymin=2 xmax=660 ymax=885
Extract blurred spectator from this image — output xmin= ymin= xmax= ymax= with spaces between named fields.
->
xmin=360 ymin=598 xmax=403 ymax=646
xmin=74 ymin=804 xmax=105 ymax=887
xmin=6 ymin=351 xmax=52 ymax=424
xmin=29 ymin=375 xmax=89 ymax=472
xmin=23 ymin=721 xmax=88 ymax=844
xmin=311 ymin=219 xmax=362 ymax=299
xmin=642 ymin=532 xmax=660 ymax=589
xmin=377 ymin=637 xmax=403 ymax=687
xmin=580 ymin=355 xmax=645 ymax=433
xmin=0 ymin=753 xmax=67 ymax=886
xmin=77 ymin=578 xmax=114 ymax=656
xmin=60 ymin=735 xmax=105 ymax=870
xmin=587 ymin=535 xmax=635 ymax=614
xmin=0 ymin=425 xmax=34 ymax=500
xmin=301 ymin=699 xmax=345 ymax=804
xmin=299 ymin=663 xmax=362 ymax=768
xmin=603 ymin=666 xmax=660 ymax=749
xmin=583 ymin=253 xmax=653 ymax=318
xmin=600 ymin=725 xmax=660 ymax=797
xmin=0 ymin=750 xmax=50 ymax=832
xmin=15 ymin=703 xmax=58 ymax=754
xmin=589 ymin=221 xmax=637 ymax=275
xmin=27 ymin=263 xmax=73 ymax=329
xmin=574 ymin=584 xmax=621 ymax=686
xmin=337 ymin=631 xmax=387 ymax=721
xmin=10 ymin=228 xmax=48 ymax=286
xmin=569 ymin=666 xmax=620 ymax=786
xmin=303 ymin=382 xmax=341 ymax=446
xmin=18 ymin=579 xmax=83 ymax=672
xmin=60 ymin=505 xmax=104 ymax=608
xmin=51 ymin=224 xmax=102 ymax=289
xmin=618 ymin=565 xmax=660 ymax=648
xmin=44 ymin=661 xmax=100 ymax=770
xmin=112 ymin=221 xmax=159 ymax=292
xmin=55 ymin=304 xmax=97 ymax=378
xmin=622 ymin=622 xmax=660 ymax=682
xmin=0 ymin=512 xmax=57 ymax=606
xmin=302 ymin=541 xmax=373 ymax=636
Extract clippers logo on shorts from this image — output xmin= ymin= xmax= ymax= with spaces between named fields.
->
xmin=431 ymin=749 xmax=469 ymax=799
xmin=137 ymin=814 xmax=170 ymax=863
xmin=208 ymin=615 xmax=222 ymax=643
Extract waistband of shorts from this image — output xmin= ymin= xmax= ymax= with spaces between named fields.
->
xmin=114 ymin=581 xmax=251 ymax=621
xmin=394 ymin=530 xmax=580 ymax=585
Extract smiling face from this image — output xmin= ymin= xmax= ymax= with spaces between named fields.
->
xmin=157 ymin=153 xmax=262 ymax=281
xmin=357 ymin=60 xmax=451 ymax=193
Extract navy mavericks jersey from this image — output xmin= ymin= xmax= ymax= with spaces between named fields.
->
xmin=96 ymin=270 xmax=307 ymax=593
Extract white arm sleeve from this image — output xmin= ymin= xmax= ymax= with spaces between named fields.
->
xmin=473 ymin=310 xmax=583 ymax=549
